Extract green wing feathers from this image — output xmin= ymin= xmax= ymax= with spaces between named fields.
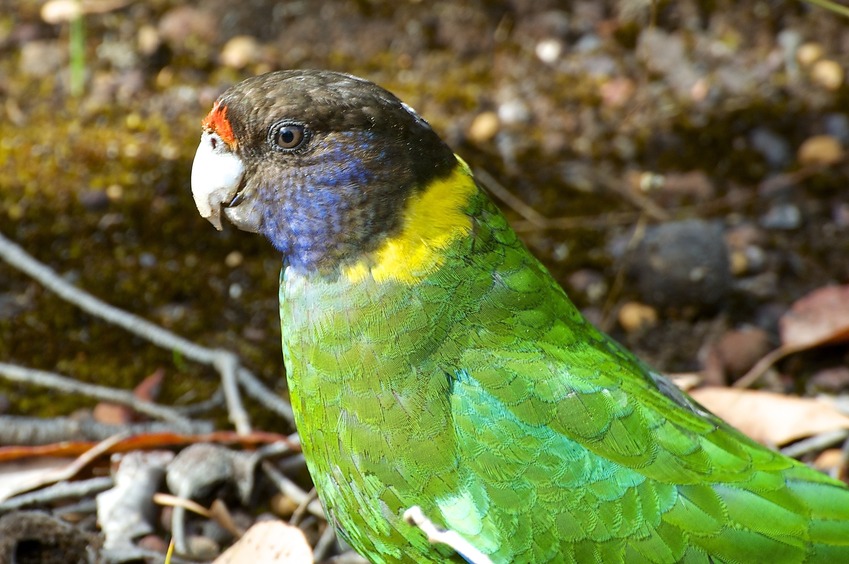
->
xmin=281 ymin=189 xmax=849 ymax=562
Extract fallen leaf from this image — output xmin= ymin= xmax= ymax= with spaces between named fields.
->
xmin=690 ymin=387 xmax=849 ymax=446
xmin=734 ymin=285 xmax=849 ymax=388
xmin=780 ymin=285 xmax=849 ymax=349
xmin=213 ymin=520 xmax=313 ymax=564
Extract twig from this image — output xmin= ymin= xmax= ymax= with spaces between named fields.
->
xmin=780 ymin=429 xmax=849 ymax=459
xmin=0 ymin=362 xmax=194 ymax=428
xmin=236 ymin=367 xmax=294 ymax=423
xmin=0 ymin=476 xmax=114 ymax=514
xmin=733 ymin=343 xmax=810 ymax=389
xmin=290 ymin=487 xmax=320 ymax=527
xmin=403 ymin=506 xmax=493 ymax=564
xmin=313 ymin=522 xmax=338 ymax=561
xmin=474 ymin=168 xmax=548 ymax=227
xmin=0 ymin=415 xmax=211 ymax=446
xmin=0 ymin=231 xmax=290 ymax=432
xmin=261 ymin=460 xmax=326 ymax=520
xmin=0 ymin=432 xmax=126 ymax=502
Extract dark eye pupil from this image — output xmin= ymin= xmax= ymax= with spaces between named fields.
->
xmin=276 ymin=125 xmax=304 ymax=149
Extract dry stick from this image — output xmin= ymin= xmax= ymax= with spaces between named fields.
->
xmin=262 ymin=460 xmax=326 ymax=520
xmin=0 ymin=362 xmax=193 ymax=428
xmin=0 ymin=476 xmax=114 ymax=513
xmin=474 ymin=168 xmax=548 ymax=227
xmin=0 ymin=231 xmax=293 ymax=430
xmin=0 ymin=432 xmax=127 ymax=503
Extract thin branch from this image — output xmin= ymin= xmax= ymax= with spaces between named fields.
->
xmin=780 ymin=429 xmax=849 ymax=459
xmin=0 ymin=476 xmax=114 ymax=514
xmin=261 ymin=460 xmax=326 ymax=520
xmin=0 ymin=231 xmax=297 ymax=431
xmin=0 ymin=415 xmax=211 ymax=446
xmin=474 ymin=168 xmax=548 ymax=227
xmin=0 ymin=362 xmax=194 ymax=428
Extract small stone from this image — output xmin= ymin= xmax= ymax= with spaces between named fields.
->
xmin=811 ymin=59 xmax=844 ymax=91
xmin=760 ymin=203 xmax=802 ymax=230
xmin=225 ymin=251 xmax=244 ymax=268
xmin=567 ymin=269 xmax=607 ymax=304
xmin=728 ymin=245 xmax=766 ymax=276
xmin=797 ymin=135 xmax=844 ymax=166
xmin=137 ymin=534 xmax=168 ymax=553
xmin=467 ymin=112 xmax=500 ymax=144
xmin=158 ymin=6 xmax=217 ymax=47
xmin=106 ymin=184 xmax=123 ymax=201
xmin=269 ymin=492 xmax=300 ymax=518
xmin=535 ymin=38 xmax=563 ymax=63
xmin=796 ymin=42 xmax=824 ymax=67
xmin=497 ymin=99 xmax=531 ymax=125
xmin=137 ymin=25 xmax=161 ymax=56
xmin=600 ymin=77 xmax=636 ymax=109
xmin=220 ymin=35 xmax=262 ymax=69
xmin=185 ymin=534 xmax=219 ymax=560
xmin=629 ymin=219 xmax=732 ymax=313
xmin=19 ymin=40 xmax=64 ymax=77
xmin=618 ymin=301 xmax=659 ymax=333
xmin=78 ymin=190 xmax=110 ymax=212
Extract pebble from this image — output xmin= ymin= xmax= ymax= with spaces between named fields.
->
xmin=618 ymin=301 xmax=659 ymax=333
xmin=567 ymin=269 xmax=608 ymax=304
xmin=796 ymin=42 xmax=824 ymax=67
xmin=467 ymin=111 xmax=500 ymax=143
xmin=750 ymin=127 xmax=791 ymax=168
xmin=185 ymin=535 xmax=220 ymax=560
xmin=797 ymin=134 xmax=844 ymax=166
xmin=811 ymin=59 xmax=844 ymax=91
xmin=535 ymin=38 xmax=563 ymax=63
xmin=19 ymin=40 xmax=64 ymax=77
xmin=759 ymin=203 xmax=802 ymax=230
xmin=629 ymin=219 xmax=732 ymax=313
xmin=220 ymin=35 xmax=262 ymax=69
xmin=158 ymin=6 xmax=217 ymax=47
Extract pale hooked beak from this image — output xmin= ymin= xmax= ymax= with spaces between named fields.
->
xmin=191 ymin=131 xmax=245 ymax=230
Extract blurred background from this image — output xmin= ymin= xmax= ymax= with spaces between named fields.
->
xmin=2 ymin=0 xmax=849 ymax=423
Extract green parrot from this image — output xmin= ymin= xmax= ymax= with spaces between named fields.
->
xmin=191 ymin=70 xmax=849 ymax=563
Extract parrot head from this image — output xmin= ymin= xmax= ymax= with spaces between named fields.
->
xmin=190 ymin=70 xmax=459 ymax=273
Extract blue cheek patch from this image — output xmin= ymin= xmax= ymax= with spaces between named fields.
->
xmin=260 ymin=132 xmax=386 ymax=270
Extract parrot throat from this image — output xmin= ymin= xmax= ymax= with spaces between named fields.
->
xmin=341 ymin=157 xmax=478 ymax=284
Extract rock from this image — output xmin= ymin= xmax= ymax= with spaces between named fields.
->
xmin=811 ymin=59 xmax=844 ymax=91
xmin=220 ymin=35 xmax=262 ymax=69
xmin=629 ymin=219 xmax=732 ymax=313
xmin=618 ymin=301 xmax=659 ymax=333
xmin=796 ymin=42 xmax=824 ymax=67
xmin=19 ymin=40 xmax=64 ymax=77
xmin=797 ymin=134 xmax=844 ymax=166
xmin=467 ymin=111 xmax=500 ymax=143
xmin=760 ymin=203 xmax=802 ymax=230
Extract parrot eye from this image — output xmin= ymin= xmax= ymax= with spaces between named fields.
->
xmin=269 ymin=121 xmax=307 ymax=151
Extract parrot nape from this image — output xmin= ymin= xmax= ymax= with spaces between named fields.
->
xmin=190 ymin=70 xmax=849 ymax=563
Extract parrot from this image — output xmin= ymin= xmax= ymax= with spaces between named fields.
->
xmin=190 ymin=69 xmax=849 ymax=563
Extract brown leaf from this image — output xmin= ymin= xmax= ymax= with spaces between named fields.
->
xmin=780 ymin=285 xmax=849 ymax=349
xmin=690 ymin=387 xmax=849 ymax=446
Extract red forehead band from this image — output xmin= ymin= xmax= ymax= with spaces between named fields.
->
xmin=202 ymin=101 xmax=236 ymax=146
